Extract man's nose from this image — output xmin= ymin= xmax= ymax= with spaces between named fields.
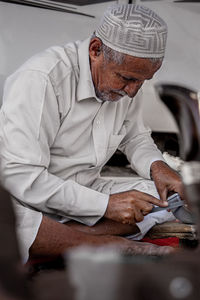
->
xmin=124 ymin=81 xmax=144 ymax=98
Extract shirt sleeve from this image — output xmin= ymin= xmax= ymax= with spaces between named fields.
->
xmin=0 ymin=70 xmax=108 ymax=226
xmin=118 ymin=89 xmax=165 ymax=179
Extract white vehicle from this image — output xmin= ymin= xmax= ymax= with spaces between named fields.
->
xmin=0 ymin=0 xmax=199 ymax=153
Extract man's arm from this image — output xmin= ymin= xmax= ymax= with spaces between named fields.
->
xmin=0 ymin=70 xmax=108 ymax=226
xmin=29 ymin=216 xmax=176 ymax=258
xmin=67 ymin=218 xmax=140 ymax=236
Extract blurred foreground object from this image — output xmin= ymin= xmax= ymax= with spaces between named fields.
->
xmin=0 ymin=187 xmax=31 ymax=299
xmin=66 ymin=244 xmax=200 ymax=300
xmin=0 ymin=186 xmax=73 ymax=299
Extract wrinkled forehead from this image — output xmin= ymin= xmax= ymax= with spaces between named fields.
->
xmin=105 ymin=55 xmax=162 ymax=80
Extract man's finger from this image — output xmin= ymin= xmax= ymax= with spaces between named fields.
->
xmin=136 ymin=191 xmax=168 ymax=207
xmin=157 ymin=187 xmax=168 ymax=202
xmin=137 ymin=201 xmax=153 ymax=214
xmin=141 ymin=206 xmax=153 ymax=216
xmin=141 ymin=209 xmax=150 ymax=216
xmin=134 ymin=209 xmax=144 ymax=223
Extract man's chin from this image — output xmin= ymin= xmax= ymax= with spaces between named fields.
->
xmin=99 ymin=92 xmax=125 ymax=102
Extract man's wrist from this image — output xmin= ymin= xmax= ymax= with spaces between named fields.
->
xmin=150 ymin=160 xmax=166 ymax=179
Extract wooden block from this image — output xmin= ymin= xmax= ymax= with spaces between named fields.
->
xmin=147 ymin=221 xmax=197 ymax=240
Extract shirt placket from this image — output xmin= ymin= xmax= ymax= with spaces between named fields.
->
xmin=92 ymin=103 xmax=108 ymax=167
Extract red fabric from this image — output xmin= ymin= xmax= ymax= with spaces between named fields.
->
xmin=141 ymin=237 xmax=179 ymax=248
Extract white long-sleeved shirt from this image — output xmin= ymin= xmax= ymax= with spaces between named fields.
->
xmin=0 ymin=37 xmax=164 ymax=226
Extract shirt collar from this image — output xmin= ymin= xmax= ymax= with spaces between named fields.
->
xmin=77 ymin=37 xmax=101 ymax=102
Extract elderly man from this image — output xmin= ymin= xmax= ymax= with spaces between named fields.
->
xmin=0 ymin=4 xmax=183 ymax=262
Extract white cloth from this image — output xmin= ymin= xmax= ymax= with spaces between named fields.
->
xmin=0 ymin=37 xmax=166 ymax=262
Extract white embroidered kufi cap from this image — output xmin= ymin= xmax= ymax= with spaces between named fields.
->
xmin=95 ymin=4 xmax=168 ymax=58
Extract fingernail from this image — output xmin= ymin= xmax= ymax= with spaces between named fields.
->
xmin=163 ymin=201 xmax=168 ymax=206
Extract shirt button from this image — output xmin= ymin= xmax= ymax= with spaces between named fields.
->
xmin=96 ymin=120 xmax=100 ymax=125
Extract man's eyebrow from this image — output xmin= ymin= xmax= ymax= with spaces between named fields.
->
xmin=117 ymin=72 xmax=154 ymax=81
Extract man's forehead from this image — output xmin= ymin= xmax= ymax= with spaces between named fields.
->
xmin=109 ymin=55 xmax=162 ymax=78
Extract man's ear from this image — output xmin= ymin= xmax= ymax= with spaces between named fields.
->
xmin=89 ymin=38 xmax=103 ymax=62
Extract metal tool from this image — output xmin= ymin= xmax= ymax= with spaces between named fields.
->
xmin=151 ymin=193 xmax=195 ymax=224
xmin=151 ymin=193 xmax=183 ymax=213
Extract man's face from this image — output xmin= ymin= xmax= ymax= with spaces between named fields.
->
xmin=89 ymin=39 xmax=162 ymax=102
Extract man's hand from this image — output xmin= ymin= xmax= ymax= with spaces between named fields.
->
xmin=104 ymin=190 xmax=168 ymax=224
xmin=150 ymin=160 xmax=184 ymax=202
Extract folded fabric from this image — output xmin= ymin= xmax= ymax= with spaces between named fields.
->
xmin=126 ymin=210 xmax=175 ymax=240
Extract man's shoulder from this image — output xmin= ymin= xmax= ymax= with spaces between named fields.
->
xmin=15 ymin=40 xmax=82 ymax=82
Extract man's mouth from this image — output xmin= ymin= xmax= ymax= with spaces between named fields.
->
xmin=111 ymin=90 xmax=127 ymax=99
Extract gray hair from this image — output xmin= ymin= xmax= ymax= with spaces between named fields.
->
xmin=91 ymin=34 xmax=163 ymax=65
xmin=101 ymin=42 xmax=125 ymax=65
